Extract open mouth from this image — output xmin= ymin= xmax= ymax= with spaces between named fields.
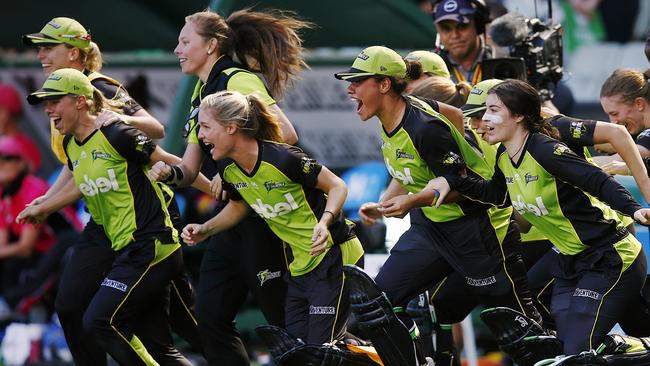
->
xmin=352 ymin=97 xmax=363 ymax=114
xmin=178 ymin=58 xmax=187 ymax=64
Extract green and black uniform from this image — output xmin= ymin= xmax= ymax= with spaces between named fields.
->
xmin=373 ymin=96 xmax=536 ymax=320
xmin=62 ymin=122 xmax=185 ymax=366
xmin=185 ymin=55 xmax=288 ymax=365
xmin=447 ymin=132 xmax=647 ymax=354
xmin=218 ymin=141 xmax=363 ymax=343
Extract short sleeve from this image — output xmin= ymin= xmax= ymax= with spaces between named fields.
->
xmin=102 ymin=123 xmax=156 ymax=165
xmin=283 ymin=145 xmax=322 ymax=188
xmin=636 ymin=129 xmax=650 ymax=151
xmin=216 ymin=160 xmax=244 ymax=201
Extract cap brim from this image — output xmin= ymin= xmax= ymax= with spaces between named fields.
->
xmin=27 ymin=89 xmax=68 ymax=105
xmin=334 ymin=68 xmax=375 ymax=81
xmin=461 ymin=104 xmax=486 ymax=117
xmin=435 ymin=14 xmax=471 ymax=24
xmin=23 ymin=33 xmax=63 ymax=47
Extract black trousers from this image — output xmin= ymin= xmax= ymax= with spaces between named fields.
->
xmin=376 ymin=209 xmax=536 ymax=319
xmin=196 ymin=214 xmax=287 ymax=366
xmin=551 ymin=238 xmax=647 ymax=354
xmin=54 ymin=221 xmax=196 ymax=366
xmin=82 ymin=239 xmax=184 ymax=365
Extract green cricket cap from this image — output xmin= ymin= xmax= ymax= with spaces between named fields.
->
xmin=23 ymin=17 xmax=92 ymax=52
xmin=404 ymin=50 xmax=450 ymax=79
xmin=461 ymin=79 xmax=503 ymax=117
xmin=335 ymin=46 xmax=407 ymax=82
xmin=27 ymin=68 xmax=94 ymax=105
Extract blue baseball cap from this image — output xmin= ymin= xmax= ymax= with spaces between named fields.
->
xmin=435 ymin=0 xmax=476 ymax=24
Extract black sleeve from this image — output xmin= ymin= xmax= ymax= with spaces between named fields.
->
xmin=63 ymin=135 xmax=73 ymax=171
xmin=284 ymin=145 xmax=322 ymax=188
xmin=534 ymin=138 xmax=643 ymax=217
xmin=414 ymin=120 xmax=467 ymax=177
xmin=416 ymin=97 xmax=440 ymax=112
xmin=549 ymin=115 xmax=597 ymax=148
xmin=445 ymin=145 xmax=509 ymax=206
xmin=91 ymin=79 xmax=143 ymax=116
xmin=215 ymin=160 xmax=243 ymax=201
xmin=102 ymin=123 xmax=156 ymax=165
xmin=636 ymin=129 xmax=650 ymax=151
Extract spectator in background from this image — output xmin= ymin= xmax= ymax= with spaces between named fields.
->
xmin=0 ymin=84 xmax=40 ymax=172
xmin=433 ymin=0 xmax=493 ymax=84
xmin=0 ymin=136 xmax=54 ymax=318
xmin=413 ymin=0 xmax=434 ymax=14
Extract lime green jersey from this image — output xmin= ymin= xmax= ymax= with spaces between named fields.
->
xmin=64 ymin=123 xmax=177 ymax=251
xmin=219 ymin=141 xmax=357 ymax=276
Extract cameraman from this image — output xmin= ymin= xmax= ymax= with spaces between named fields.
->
xmin=434 ymin=0 xmax=493 ymax=85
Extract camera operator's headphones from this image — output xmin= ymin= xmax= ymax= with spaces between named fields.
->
xmin=432 ymin=0 xmax=491 ymax=35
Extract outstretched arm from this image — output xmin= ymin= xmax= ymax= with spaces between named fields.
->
xmin=181 ymin=200 xmax=250 ymax=245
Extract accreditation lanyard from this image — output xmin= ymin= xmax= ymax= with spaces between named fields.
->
xmin=452 ymin=63 xmax=482 ymax=85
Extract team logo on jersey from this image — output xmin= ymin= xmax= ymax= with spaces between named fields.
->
xmin=257 ymin=269 xmax=281 ymax=286
xmin=79 ymin=169 xmax=120 ymax=196
xmin=570 ymin=121 xmax=587 ymax=139
xmin=385 ymin=158 xmax=415 ymax=185
xmin=135 ymin=135 xmax=148 ymax=152
xmin=309 ymin=305 xmax=336 ymax=315
xmin=553 ymin=144 xmax=570 ymax=156
xmin=524 ymin=173 xmax=538 ymax=185
xmin=442 ymin=151 xmax=464 ymax=166
xmin=264 ymin=181 xmax=286 ymax=192
xmin=395 ymin=149 xmax=414 ymax=160
xmin=574 ymin=288 xmax=600 ymax=300
xmin=512 ymin=195 xmax=549 ymax=217
xmin=71 ymin=160 xmax=80 ymax=169
xmin=301 ymin=157 xmax=317 ymax=174
xmin=101 ymin=278 xmax=128 ymax=292
xmin=250 ymin=193 xmax=300 ymax=219
xmin=505 ymin=176 xmax=515 ymax=184
xmin=91 ymin=150 xmax=112 ymax=160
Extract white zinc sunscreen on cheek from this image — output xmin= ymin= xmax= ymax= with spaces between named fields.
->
xmin=482 ymin=113 xmax=504 ymax=125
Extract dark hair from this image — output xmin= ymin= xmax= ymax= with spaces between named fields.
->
xmin=405 ymin=59 xmax=424 ymax=80
xmin=489 ymin=79 xmax=559 ymax=139
xmin=600 ymin=68 xmax=650 ymax=104
xmin=410 ymin=76 xmax=471 ymax=107
xmin=186 ymin=8 xmax=313 ymax=99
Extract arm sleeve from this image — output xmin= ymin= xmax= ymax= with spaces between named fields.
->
xmin=63 ymin=135 xmax=74 ymax=171
xmin=92 ymin=79 xmax=143 ymax=116
xmin=550 ymin=115 xmax=597 ymax=147
xmin=284 ymin=145 xmax=322 ymax=188
xmin=103 ymin=123 xmax=156 ymax=165
xmin=415 ymin=121 xmax=467 ymax=177
xmin=216 ymin=161 xmax=243 ymax=201
xmin=536 ymin=140 xmax=643 ymax=216
xmin=636 ymin=129 xmax=650 ymax=151
xmin=444 ymin=146 xmax=509 ymax=206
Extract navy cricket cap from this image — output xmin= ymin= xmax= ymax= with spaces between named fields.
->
xmin=435 ymin=0 xmax=476 ymax=24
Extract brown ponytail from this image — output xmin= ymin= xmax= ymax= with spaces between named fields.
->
xmin=404 ymin=59 xmax=424 ymax=80
xmin=410 ymin=76 xmax=471 ymax=108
